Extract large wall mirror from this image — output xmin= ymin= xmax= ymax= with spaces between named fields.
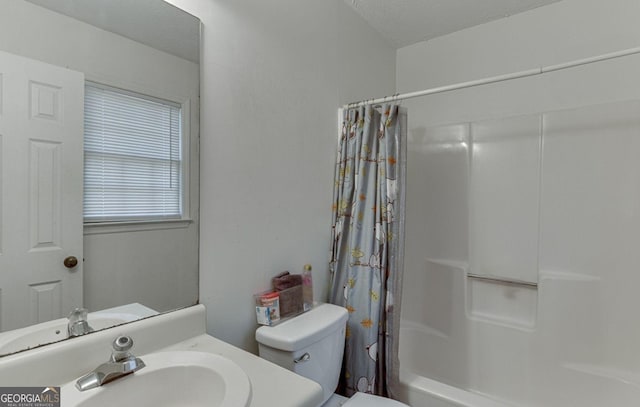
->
xmin=0 ymin=0 xmax=200 ymax=356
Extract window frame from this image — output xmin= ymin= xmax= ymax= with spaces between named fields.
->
xmin=82 ymin=81 xmax=192 ymax=233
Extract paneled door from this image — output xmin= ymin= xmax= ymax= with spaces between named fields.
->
xmin=0 ymin=50 xmax=84 ymax=331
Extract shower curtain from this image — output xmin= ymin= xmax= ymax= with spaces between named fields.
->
xmin=329 ymin=104 xmax=406 ymax=398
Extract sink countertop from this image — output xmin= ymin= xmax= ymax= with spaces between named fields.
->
xmin=0 ymin=304 xmax=323 ymax=407
xmin=155 ymin=333 xmax=323 ymax=407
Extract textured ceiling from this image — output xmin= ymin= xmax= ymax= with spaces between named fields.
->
xmin=24 ymin=0 xmax=200 ymax=63
xmin=344 ymin=0 xmax=563 ymax=48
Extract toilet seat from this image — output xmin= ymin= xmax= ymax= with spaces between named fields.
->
xmin=343 ymin=392 xmax=409 ymax=406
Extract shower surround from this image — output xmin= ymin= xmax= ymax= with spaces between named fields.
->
xmin=398 ymin=99 xmax=640 ymax=406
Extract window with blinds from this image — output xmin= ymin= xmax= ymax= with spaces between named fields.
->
xmin=84 ymin=83 xmax=183 ymax=222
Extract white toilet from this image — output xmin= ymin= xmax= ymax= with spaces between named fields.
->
xmin=255 ymin=303 xmax=408 ymax=407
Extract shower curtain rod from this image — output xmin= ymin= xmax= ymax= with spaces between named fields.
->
xmin=342 ymin=46 xmax=640 ymax=109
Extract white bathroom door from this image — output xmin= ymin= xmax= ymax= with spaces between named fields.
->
xmin=0 ymin=50 xmax=84 ymax=331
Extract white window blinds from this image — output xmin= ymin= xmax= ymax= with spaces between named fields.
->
xmin=84 ymin=83 xmax=183 ymax=222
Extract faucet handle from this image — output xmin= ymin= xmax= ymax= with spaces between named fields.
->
xmin=111 ymin=335 xmax=135 ymax=361
xmin=113 ymin=335 xmax=134 ymax=351
xmin=68 ymin=307 xmax=89 ymax=323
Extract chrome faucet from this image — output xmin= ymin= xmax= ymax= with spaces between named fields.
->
xmin=67 ymin=308 xmax=94 ymax=337
xmin=75 ymin=335 xmax=146 ymax=391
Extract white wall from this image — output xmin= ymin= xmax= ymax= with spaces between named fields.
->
xmin=397 ymin=0 xmax=640 ymax=96
xmin=396 ymin=0 xmax=640 ymax=128
xmin=169 ymin=0 xmax=396 ymax=352
xmin=397 ymin=0 xmax=640 ymax=405
xmin=0 ymin=0 xmax=200 ymax=313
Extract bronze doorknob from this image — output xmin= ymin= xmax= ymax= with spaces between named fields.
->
xmin=64 ymin=256 xmax=79 ymax=269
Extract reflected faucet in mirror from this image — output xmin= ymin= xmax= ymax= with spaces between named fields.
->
xmin=67 ymin=308 xmax=94 ymax=337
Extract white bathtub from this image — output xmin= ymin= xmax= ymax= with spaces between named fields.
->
xmin=398 ymin=369 xmax=509 ymax=407
xmin=397 ymin=295 xmax=640 ymax=407
xmin=396 ymin=324 xmax=511 ymax=407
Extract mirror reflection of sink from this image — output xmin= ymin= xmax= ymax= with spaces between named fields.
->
xmin=61 ymin=351 xmax=252 ymax=407
xmin=0 ymin=316 xmax=118 ymax=354
xmin=0 ymin=304 xmax=157 ymax=355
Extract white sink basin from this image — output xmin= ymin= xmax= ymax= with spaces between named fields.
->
xmin=61 ymin=351 xmax=252 ymax=407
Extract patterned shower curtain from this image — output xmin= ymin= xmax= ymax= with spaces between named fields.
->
xmin=329 ymin=104 xmax=406 ymax=398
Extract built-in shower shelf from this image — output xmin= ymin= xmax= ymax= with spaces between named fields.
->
xmin=468 ymin=273 xmax=538 ymax=288
xmin=563 ymin=363 xmax=640 ymax=389
xmin=423 ymin=258 xmax=468 ymax=270
xmin=539 ymin=270 xmax=601 ymax=282
xmin=467 ymin=273 xmax=538 ymax=330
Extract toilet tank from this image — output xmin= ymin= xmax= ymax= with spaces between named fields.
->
xmin=256 ymin=303 xmax=348 ymax=404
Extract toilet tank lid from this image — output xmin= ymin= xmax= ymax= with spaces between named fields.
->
xmin=256 ymin=303 xmax=348 ymax=351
